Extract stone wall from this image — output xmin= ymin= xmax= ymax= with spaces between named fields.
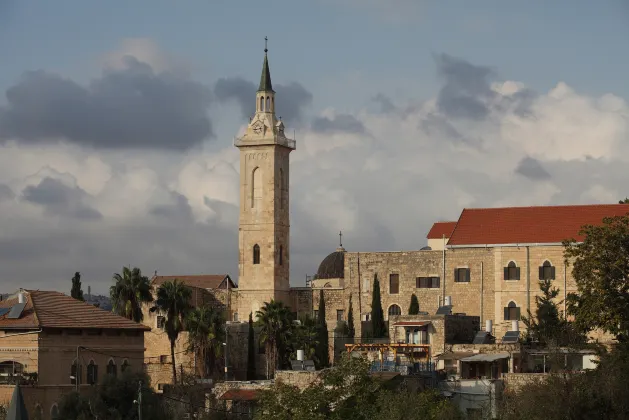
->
xmin=450 ymin=343 xmax=521 ymax=354
xmin=275 ymin=370 xmax=322 ymax=389
xmin=503 ymin=372 xmax=550 ymax=392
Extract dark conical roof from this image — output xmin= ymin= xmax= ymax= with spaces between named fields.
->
xmin=257 ymin=51 xmax=273 ymax=93
xmin=7 ymin=385 xmax=29 ymax=420
xmin=316 ymin=247 xmax=346 ymax=279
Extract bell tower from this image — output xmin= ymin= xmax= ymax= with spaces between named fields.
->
xmin=234 ymin=39 xmax=295 ymax=318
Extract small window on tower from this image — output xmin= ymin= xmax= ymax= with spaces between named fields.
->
xmin=253 ymin=244 xmax=261 ymax=265
xmin=259 ymin=96 xmax=264 ymax=112
xmin=279 ymin=245 xmax=283 ymax=266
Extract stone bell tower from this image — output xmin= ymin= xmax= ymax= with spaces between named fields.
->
xmin=234 ymin=39 xmax=295 ymax=318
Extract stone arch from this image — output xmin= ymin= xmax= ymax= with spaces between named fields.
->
xmin=388 ymin=304 xmax=402 ymax=317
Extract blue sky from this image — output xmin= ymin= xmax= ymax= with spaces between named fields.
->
xmin=1 ymin=0 xmax=629 ymax=292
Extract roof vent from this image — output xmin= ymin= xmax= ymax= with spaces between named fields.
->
xmin=18 ymin=292 xmax=25 ymax=304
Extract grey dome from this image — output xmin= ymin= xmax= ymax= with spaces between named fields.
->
xmin=316 ymin=247 xmax=346 ymax=279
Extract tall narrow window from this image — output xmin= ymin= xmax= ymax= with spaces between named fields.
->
xmin=259 ymin=96 xmax=264 ymax=112
xmin=504 ymin=301 xmax=520 ymax=321
xmin=70 ymin=360 xmax=80 ymax=385
xmin=51 ymin=405 xmax=59 ymax=420
xmin=87 ymin=360 xmax=98 ymax=385
xmin=121 ymin=360 xmax=129 ymax=373
xmin=279 ymin=168 xmax=284 ymax=209
xmin=389 ymin=274 xmax=400 ymax=294
xmin=106 ymin=359 xmax=117 ymax=377
xmin=252 ymin=167 xmax=262 ymax=208
xmin=253 ymin=244 xmax=261 ymax=265
xmin=504 ymin=261 xmax=520 ymax=281
xmin=539 ymin=260 xmax=555 ymax=280
xmin=266 ymin=97 xmax=270 ymax=111
xmin=279 ymin=245 xmax=283 ymax=266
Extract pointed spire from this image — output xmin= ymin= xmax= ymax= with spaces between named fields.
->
xmin=258 ymin=36 xmax=274 ymax=92
xmin=7 ymin=385 xmax=29 ymax=420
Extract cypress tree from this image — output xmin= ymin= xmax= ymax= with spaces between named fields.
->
xmin=409 ymin=294 xmax=420 ymax=315
xmin=247 ymin=312 xmax=256 ymax=380
xmin=316 ymin=290 xmax=329 ymax=368
xmin=70 ymin=272 xmax=84 ymax=301
xmin=347 ymin=293 xmax=355 ymax=339
xmin=371 ymin=274 xmax=387 ymax=338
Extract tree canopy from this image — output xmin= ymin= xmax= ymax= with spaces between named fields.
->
xmin=371 ymin=274 xmax=387 ymax=338
xmin=408 ymin=294 xmax=420 ymax=315
xmin=110 ymin=266 xmax=153 ymax=322
xmin=71 ymin=271 xmax=84 ymax=301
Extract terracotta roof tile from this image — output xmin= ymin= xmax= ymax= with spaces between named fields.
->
xmin=447 ymin=204 xmax=629 ymax=246
xmin=0 ymin=290 xmax=150 ymax=330
xmin=152 ymin=275 xmax=235 ymax=290
xmin=219 ymin=389 xmax=259 ymax=401
xmin=426 ymin=222 xmax=457 ymax=239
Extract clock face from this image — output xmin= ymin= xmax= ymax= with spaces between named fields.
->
xmin=253 ymin=122 xmax=263 ymax=134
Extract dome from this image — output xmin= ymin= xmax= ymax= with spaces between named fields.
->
xmin=315 ymin=247 xmax=346 ymax=279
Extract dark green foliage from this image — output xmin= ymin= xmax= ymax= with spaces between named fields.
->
xmin=186 ymin=304 xmax=225 ymax=379
xmin=150 ymin=279 xmax=192 ymax=384
xmin=57 ymin=371 xmax=171 ymax=420
xmin=256 ymin=300 xmax=293 ymax=378
xmin=619 ymin=198 xmax=629 ymax=204
xmin=371 ymin=274 xmax=387 ymax=338
xmin=290 ymin=315 xmax=319 ymax=362
xmin=247 ymin=312 xmax=256 ymax=380
xmin=110 ymin=266 xmax=153 ymax=322
xmin=71 ymin=272 xmax=84 ymax=301
xmin=408 ymin=294 xmax=420 ymax=315
xmin=316 ymin=290 xmax=329 ymax=368
xmin=563 ymin=214 xmax=629 ymax=341
xmin=347 ymin=294 xmax=355 ymax=339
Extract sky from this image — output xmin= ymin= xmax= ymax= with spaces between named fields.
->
xmin=0 ymin=0 xmax=629 ymax=294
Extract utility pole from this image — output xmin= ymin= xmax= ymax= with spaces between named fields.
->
xmin=138 ymin=380 xmax=142 ymax=420
xmin=223 ymin=339 xmax=228 ymax=381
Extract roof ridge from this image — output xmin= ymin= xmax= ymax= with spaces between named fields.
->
xmin=462 ymin=203 xmax=629 ymax=211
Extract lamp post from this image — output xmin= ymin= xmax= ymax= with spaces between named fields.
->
xmin=223 ymin=342 xmax=228 ymax=381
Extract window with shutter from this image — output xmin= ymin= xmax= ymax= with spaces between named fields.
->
xmin=504 ymin=261 xmax=520 ymax=280
xmin=504 ymin=301 xmax=520 ymax=320
xmin=454 ymin=268 xmax=470 ymax=283
xmin=540 ymin=260 xmax=555 ymax=280
xmin=389 ymin=274 xmax=399 ymax=294
xmin=106 ymin=360 xmax=117 ymax=377
xmin=432 ymin=277 xmax=440 ymax=288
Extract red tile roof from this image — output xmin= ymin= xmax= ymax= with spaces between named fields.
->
xmin=447 ymin=204 xmax=629 ymax=246
xmin=152 ymin=275 xmax=236 ymax=290
xmin=0 ymin=290 xmax=150 ymax=330
xmin=219 ymin=389 xmax=259 ymax=401
xmin=426 ymin=221 xmax=457 ymax=239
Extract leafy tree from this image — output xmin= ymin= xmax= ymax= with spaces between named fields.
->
xmin=247 ymin=312 xmax=256 ymax=380
xmin=619 ymin=198 xmax=629 ymax=204
xmin=347 ymin=293 xmax=355 ymax=339
xmin=290 ymin=314 xmax=320 ymax=362
xmin=315 ymin=290 xmax=330 ymax=368
xmin=0 ymin=405 xmax=6 ymax=420
xmin=563 ymin=214 xmax=629 ymax=341
xmin=71 ymin=272 xmax=84 ymax=301
xmin=186 ymin=304 xmax=225 ymax=379
xmin=371 ymin=274 xmax=387 ymax=338
xmin=110 ymin=266 xmax=153 ymax=322
xmin=256 ymin=300 xmax=293 ymax=378
xmin=408 ymin=294 xmax=420 ymax=315
xmin=150 ymin=279 xmax=192 ymax=384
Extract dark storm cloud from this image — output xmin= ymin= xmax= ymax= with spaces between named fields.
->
xmin=434 ymin=53 xmax=496 ymax=120
xmin=311 ymin=114 xmax=366 ymax=134
xmin=0 ymin=57 xmax=213 ymax=150
xmin=372 ymin=93 xmax=396 ymax=114
xmin=150 ymin=192 xmax=194 ymax=224
xmin=214 ymin=78 xmax=313 ymax=125
xmin=515 ymin=156 xmax=551 ymax=180
xmin=21 ymin=177 xmax=102 ymax=220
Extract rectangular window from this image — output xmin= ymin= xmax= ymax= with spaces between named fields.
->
xmin=454 ymin=268 xmax=470 ymax=283
xmin=416 ymin=277 xmax=440 ymax=288
xmin=233 ymin=312 xmax=239 ymax=322
xmin=504 ymin=306 xmax=521 ymax=321
xmin=337 ymin=310 xmax=344 ymax=322
xmin=160 ymin=355 xmax=168 ymax=364
xmin=389 ymin=274 xmax=400 ymax=294
xmin=156 ymin=316 xmax=165 ymax=329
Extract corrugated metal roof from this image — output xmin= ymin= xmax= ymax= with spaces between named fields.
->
xmin=460 ymin=352 xmax=510 ymax=362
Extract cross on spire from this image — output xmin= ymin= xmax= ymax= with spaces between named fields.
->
xmin=264 ymin=36 xmax=268 ymax=53
xmin=339 ymin=231 xmax=343 ymax=247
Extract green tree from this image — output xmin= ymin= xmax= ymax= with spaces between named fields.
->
xmin=290 ymin=315 xmax=320 ymax=362
xmin=256 ymin=300 xmax=293 ymax=378
xmin=247 ymin=312 xmax=256 ymax=380
xmin=110 ymin=266 xmax=153 ymax=322
xmin=186 ymin=304 xmax=225 ymax=379
xmin=315 ymin=290 xmax=330 ymax=369
xmin=563 ymin=214 xmax=629 ymax=341
xmin=150 ymin=279 xmax=192 ymax=384
xmin=70 ymin=272 xmax=84 ymax=301
xmin=347 ymin=293 xmax=355 ymax=339
xmin=619 ymin=198 xmax=629 ymax=204
xmin=408 ymin=294 xmax=420 ymax=315
xmin=371 ymin=274 xmax=387 ymax=338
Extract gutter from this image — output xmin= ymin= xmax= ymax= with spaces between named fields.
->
xmin=447 ymin=242 xmax=570 ymax=249
xmin=0 ymin=329 xmax=42 ymax=338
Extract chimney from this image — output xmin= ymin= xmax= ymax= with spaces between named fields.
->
xmin=485 ymin=319 xmax=493 ymax=333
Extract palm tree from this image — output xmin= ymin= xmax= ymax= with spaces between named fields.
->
xmin=110 ymin=266 xmax=153 ymax=322
xmin=150 ymin=279 xmax=192 ymax=384
xmin=186 ymin=304 xmax=225 ymax=378
xmin=291 ymin=315 xmax=319 ymax=362
xmin=255 ymin=300 xmax=292 ymax=379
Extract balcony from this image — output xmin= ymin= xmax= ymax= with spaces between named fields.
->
xmin=233 ymin=136 xmax=296 ymax=150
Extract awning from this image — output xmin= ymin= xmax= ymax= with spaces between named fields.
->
xmin=435 ymin=352 xmax=475 ymax=360
xmin=393 ymin=321 xmax=431 ymax=327
xmin=460 ymin=352 xmax=510 ymax=362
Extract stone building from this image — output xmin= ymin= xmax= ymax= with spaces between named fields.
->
xmin=0 ymin=289 xmax=149 ymax=420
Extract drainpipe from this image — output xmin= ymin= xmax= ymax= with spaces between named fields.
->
xmin=526 ymin=246 xmax=531 ymax=314
xmin=357 ymin=252 xmax=362 ymax=338
xmin=442 ymin=234 xmax=446 ymax=304
xmin=563 ymin=262 xmax=567 ymax=315
xmin=480 ymin=261 xmax=484 ymax=324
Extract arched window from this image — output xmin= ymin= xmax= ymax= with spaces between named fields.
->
xmin=279 ymin=168 xmax=284 ymax=209
xmin=271 ymin=97 xmax=274 ymax=112
xmin=34 ymin=404 xmax=43 ymax=420
xmin=279 ymin=245 xmax=283 ymax=266
xmin=388 ymin=304 xmax=402 ymax=317
xmin=504 ymin=301 xmax=520 ymax=321
xmin=253 ymin=244 xmax=261 ymax=265
xmin=252 ymin=167 xmax=262 ymax=208
xmin=323 ymin=283 xmax=332 ymax=288
xmin=539 ymin=260 xmax=555 ymax=280
xmin=259 ymin=96 xmax=264 ymax=112
xmin=70 ymin=359 xmax=79 ymax=385
xmin=0 ymin=360 xmax=24 ymax=375
xmin=266 ymin=97 xmax=270 ymax=111
xmin=87 ymin=360 xmax=98 ymax=385
xmin=121 ymin=359 xmax=129 ymax=373
xmin=50 ymin=404 xmax=59 ymax=420
xmin=504 ymin=261 xmax=520 ymax=280
xmin=106 ymin=359 xmax=117 ymax=377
